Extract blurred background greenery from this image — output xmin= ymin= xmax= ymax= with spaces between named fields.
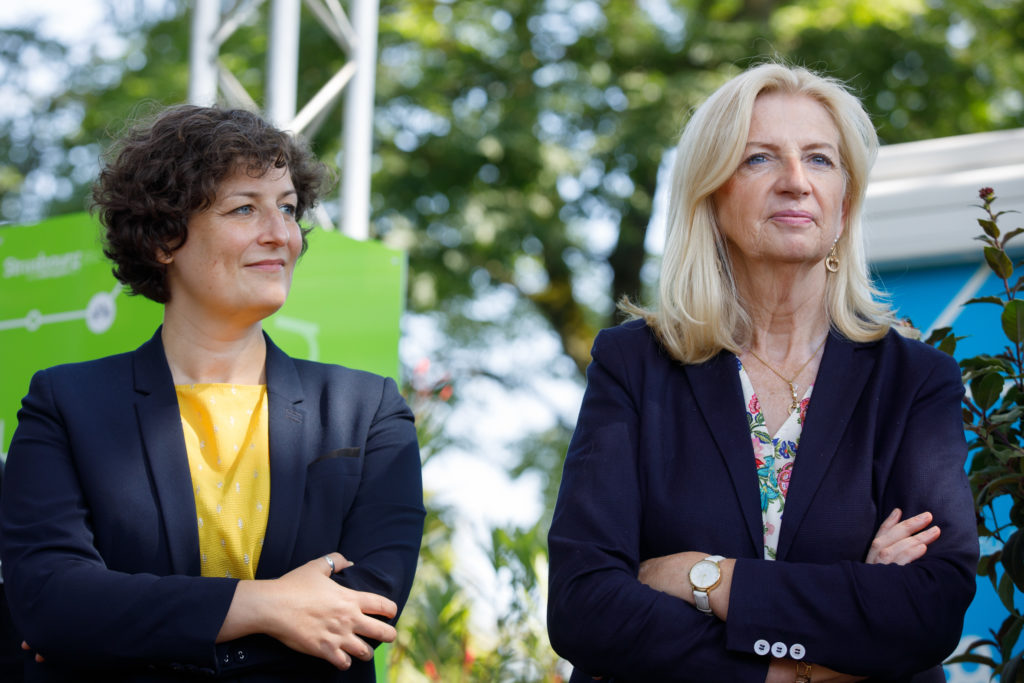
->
xmin=2 ymin=0 xmax=1023 ymax=679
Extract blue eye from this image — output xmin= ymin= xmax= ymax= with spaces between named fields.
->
xmin=744 ymin=153 xmax=769 ymax=166
xmin=231 ymin=205 xmax=254 ymax=216
xmin=810 ymin=153 xmax=835 ymax=167
xmin=279 ymin=203 xmax=297 ymax=217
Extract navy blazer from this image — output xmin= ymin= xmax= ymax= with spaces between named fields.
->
xmin=547 ymin=320 xmax=978 ymax=682
xmin=0 ymin=329 xmax=425 ymax=682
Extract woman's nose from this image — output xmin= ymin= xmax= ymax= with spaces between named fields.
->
xmin=260 ymin=208 xmax=291 ymax=245
xmin=777 ymin=158 xmax=812 ymax=196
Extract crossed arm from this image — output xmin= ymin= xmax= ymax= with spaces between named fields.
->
xmin=21 ymin=552 xmax=397 ymax=671
xmin=636 ymin=508 xmax=941 ymax=683
xmin=216 ymin=551 xmax=397 ymax=670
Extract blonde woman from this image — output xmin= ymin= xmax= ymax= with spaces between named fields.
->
xmin=547 ymin=64 xmax=977 ymax=682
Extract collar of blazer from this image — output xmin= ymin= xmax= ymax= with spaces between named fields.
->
xmin=682 ymin=331 xmax=878 ymax=560
xmin=129 ymin=327 xmax=310 ymax=578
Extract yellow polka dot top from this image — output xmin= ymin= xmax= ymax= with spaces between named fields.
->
xmin=175 ymin=384 xmax=271 ymax=580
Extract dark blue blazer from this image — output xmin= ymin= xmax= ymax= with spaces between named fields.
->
xmin=548 ymin=320 xmax=978 ymax=682
xmin=0 ymin=329 xmax=425 ymax=682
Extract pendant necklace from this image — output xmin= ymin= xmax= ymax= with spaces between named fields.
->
xmin=746 ymin=335 xmax=828 ymax=414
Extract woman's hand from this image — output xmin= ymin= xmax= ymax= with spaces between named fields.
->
xmin=766 ymin=658 xmax=864 ymax=683
xmin=866 ymin=508 xmax=940 ymax=566
xmin=218 ymin=552 xmax=398 ymax=670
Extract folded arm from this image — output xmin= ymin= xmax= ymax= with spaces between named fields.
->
xmin=637 ymin=508 xmax=940 ymax=682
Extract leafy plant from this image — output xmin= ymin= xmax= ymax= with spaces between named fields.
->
xmin=393 ymin=364 xmax=566 ymax=682
xmin=932 ymin=188 xmax=1024 ymax=679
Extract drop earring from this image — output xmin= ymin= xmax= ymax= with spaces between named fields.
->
xmin=825 ymin=241 xmax=839 ymax=273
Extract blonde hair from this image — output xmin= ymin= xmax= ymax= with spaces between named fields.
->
xmin=623 ymin=62 xmax=895 ymax=364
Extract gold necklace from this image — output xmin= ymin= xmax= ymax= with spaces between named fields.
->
xmin=746 ymin=335 xmax=828 ymax=414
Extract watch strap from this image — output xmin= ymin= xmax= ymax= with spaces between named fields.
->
xmin=693 ymin=589 xmax=712 ymax=614
xmin=691 ymin=555 xmax=725 ymax=616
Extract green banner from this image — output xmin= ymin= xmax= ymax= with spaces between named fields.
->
xmin=0 ymin=212 xmax=406 ymax=461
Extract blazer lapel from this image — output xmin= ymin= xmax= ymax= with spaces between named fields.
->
xmin=775 ymin=332 xmax=877 ymax=559
xmin=684 ymin=352 xmax=765 ymax=557
xmin=256 ymin=335 xmax=308 ymax=579
xmin=132 ymin=328 xmax=201 ymax=575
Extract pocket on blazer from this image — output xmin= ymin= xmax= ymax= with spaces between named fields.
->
xmin=314 ymin=447 xmax=362 ymax=462
xmin=309 ymin=447 xmax=363 ymax=476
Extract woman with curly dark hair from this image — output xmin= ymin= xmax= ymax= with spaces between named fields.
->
xmin=0 ymin=105 xmax=425 ymax=682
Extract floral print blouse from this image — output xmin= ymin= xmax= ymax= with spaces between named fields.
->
xmin=737 ymin=359 xmax=813 ymax=560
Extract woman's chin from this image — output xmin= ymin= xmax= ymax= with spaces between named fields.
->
xmin=254 ymin=300 xmax=288 ymax=321
xmin=226 ymin=297 xmax=289 ymax=328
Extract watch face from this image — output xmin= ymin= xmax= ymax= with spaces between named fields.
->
xmin=689 ymin=560 xmax=720 ymax=589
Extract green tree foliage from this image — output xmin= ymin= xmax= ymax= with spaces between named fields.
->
xmin=368 ymin=0 xmax=1024 ymax=379
xmin=5 ymin=1 xmax=1023 ymax=375
xmin=0 ymin=3 xmax=182 ymax=222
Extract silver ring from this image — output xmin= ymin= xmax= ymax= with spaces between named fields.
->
xmin=324 ymin=555 xmax=336 ymax=572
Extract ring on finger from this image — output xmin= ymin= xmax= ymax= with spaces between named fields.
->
xmin=324 ymin=555 xmax=336 ymax=572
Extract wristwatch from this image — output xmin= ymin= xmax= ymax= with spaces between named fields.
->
xmin=688 ymin=554 xmax=725 ymax=615
xmin=795 ymin=661 xmax=812 ymax=682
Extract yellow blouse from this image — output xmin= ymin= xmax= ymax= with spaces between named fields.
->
xmin=175 ymin=384 xmax=271 ymax=579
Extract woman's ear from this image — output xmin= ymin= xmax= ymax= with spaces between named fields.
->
xmin=838 ymin=196 xmax=850 ymax=241
xmin=156 ymin=250 xmax=173 ymax=265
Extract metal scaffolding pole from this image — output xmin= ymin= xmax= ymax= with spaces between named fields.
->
xmin=340 ymin=0 xmax=379 ymax=241
xmin=266 ymin=0 xmax=300 ymax=126
xmin=188 ymin=0 xmax=220 ymax=106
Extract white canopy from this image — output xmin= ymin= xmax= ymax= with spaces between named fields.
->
xmin=865 ymin=127 xmax=1024 ymax=267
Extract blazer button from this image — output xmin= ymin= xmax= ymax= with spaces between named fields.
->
xmin=237 ymin=650 xmax=247 ymax=662
xmin=754 ymin=639 xmax=770 ymax=655
xmin=789 ymin=643 xmax=806 ymax=660
xmin=770 ymin=642 xmax=788 ymax=657
xmin=222 ymin=652 xmax=231 ymax=664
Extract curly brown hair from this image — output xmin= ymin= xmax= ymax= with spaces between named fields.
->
xmin=92 ymin=105 xmax=328 ymax=303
